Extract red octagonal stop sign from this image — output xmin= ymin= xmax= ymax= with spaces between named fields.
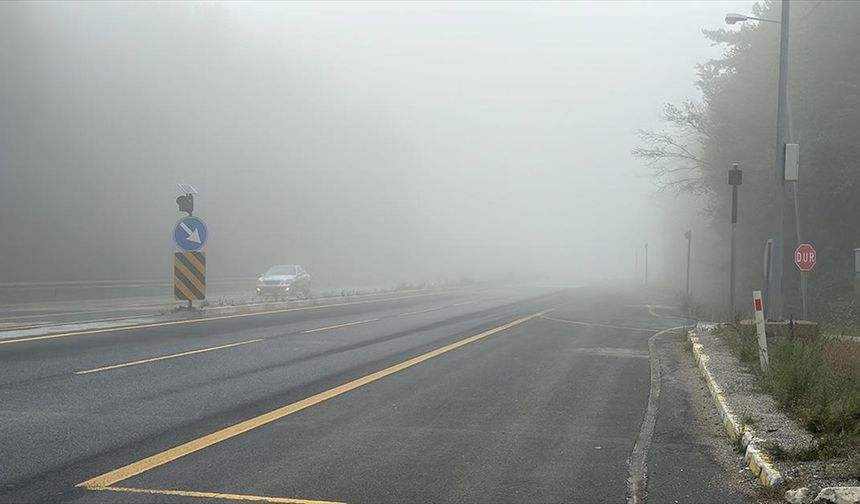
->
xmin=795 ymin=243 xmax=816 ymax=271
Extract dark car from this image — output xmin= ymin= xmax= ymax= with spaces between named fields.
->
xmin=255 ymin=265 xmax=311 ymax=299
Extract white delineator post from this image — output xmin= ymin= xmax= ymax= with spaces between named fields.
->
xmin=753 ymin=290 xmax=770 ymax=373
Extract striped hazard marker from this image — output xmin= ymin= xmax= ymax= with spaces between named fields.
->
xmin=174 ymin=252 xmax=206 ymax=301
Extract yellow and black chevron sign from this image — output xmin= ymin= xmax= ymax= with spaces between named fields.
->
xmin=174 ymin=252 xmax=206 ymax=300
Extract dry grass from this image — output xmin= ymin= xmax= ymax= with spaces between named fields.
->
xmin=718 ymin=326 xmax=860 ymax=460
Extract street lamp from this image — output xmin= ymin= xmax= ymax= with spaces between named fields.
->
xmin=725 ymin=1 xmax=790 ymax=320
xmin=725 ymin=13 xmax=780 ymax=25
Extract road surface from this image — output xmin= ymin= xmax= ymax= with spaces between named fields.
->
xmin=0 ymin=285 xmax=755 ymax=503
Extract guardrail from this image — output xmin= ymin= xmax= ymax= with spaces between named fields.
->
xmin=0 ymin=278 xmax=255 ymax=304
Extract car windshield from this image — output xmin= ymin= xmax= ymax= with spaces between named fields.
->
xmin=266 ymin=266 xmax=297 ymax=276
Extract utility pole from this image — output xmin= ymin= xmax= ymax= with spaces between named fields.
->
xmin=785 ymin=143 xmax=807 ymax=320
xmin=770 ymin=0 xmax=791 ymax=320
xmin=684 ymin=230 xmax=692 ymax=297
xmin=635 ymin=248 xmax=639 ymax=282
xmin=644 ymin=243 xmax=649 ymax=287
xmin=729 ymin=164 xmax=743 ymax=319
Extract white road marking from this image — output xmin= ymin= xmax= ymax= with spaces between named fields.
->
xmin=539 ymin=315 xmax=656 ymax=333
xmin=450 ymin=301 xmax=477 ymax=306
xmin=300 ymin=318 xmax=379 ymax=334
xmin=75 ymin=339 xmax=264 ymax=375
xmin=397 ymin=306 xmax=444 ymax=317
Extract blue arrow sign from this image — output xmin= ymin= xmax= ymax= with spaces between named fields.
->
xmin=173 ymin=216 xmax=208 ymax=251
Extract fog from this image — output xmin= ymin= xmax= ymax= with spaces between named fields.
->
xmin=0 ymin=1 xmax=751 ymax=289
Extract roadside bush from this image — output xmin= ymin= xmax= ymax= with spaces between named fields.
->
xmin=719 ymin=326 xmax=860 ymax=456
xmin=720 ymin=325 xmax=760 ymax=366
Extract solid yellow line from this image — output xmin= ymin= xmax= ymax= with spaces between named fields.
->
xmin=89 ymin=486 xmax=345 ymax=504
xmin=74 ymin=339 xmax=264 ymax=375
xmin=299 ymin=318 xmax=379 ymax=334
xmin=0 ymin=292 xmax=443 ymax=346
xmin=76 ymin=309 xmax=550 ymax=489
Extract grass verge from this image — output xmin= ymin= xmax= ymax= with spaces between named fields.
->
xmin=718 ymin=325 xmax=860 ymax=463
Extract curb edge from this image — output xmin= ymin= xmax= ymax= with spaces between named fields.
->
xmin=688 ymin=330 xmax=785 ymax=488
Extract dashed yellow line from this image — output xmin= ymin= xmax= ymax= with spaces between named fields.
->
xmin=299 ymin=318 xmax=379 ymax=334
xmin=89 ymin=486 xmax=345 ymax=504
xmin=76 ymin=309 xmax=550 ymax=489
xmin=74 ymin=339 xmax=264 ymax=375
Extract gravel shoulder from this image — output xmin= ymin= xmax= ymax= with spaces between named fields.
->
xmin=695 ymin=327 xmax=860 ymax=495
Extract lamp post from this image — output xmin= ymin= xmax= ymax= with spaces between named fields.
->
xmin=684 ymin=230 xmax=692 ymax=297
xmin=726 ymin=1 xmax=790 ymax=320
xmin=729 ymin=164 xmax=743 ymax=318
xmin=645 ymin=243 xmax=649 ymax=287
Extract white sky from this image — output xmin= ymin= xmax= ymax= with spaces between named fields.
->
xmin=224 ymin=1 xmax=755 ymax=279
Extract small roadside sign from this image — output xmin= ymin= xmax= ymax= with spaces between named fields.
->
xmin=173 ymin=216 xmax=208 ymax=252
xmin=794 ymin=243 xmax=816 ymax=272
xmin=752 ymin=290 xmax=769 ymax=373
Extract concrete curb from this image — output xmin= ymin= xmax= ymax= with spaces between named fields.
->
xmin=193 ymin=288 xmax=447 ymax=318
xmin=688 ymin=330 xmax=785 ymax=488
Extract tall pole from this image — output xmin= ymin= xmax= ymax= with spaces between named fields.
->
xmin=769 ymin=0 xmax=791 ymax=320
xmin=731 ymin=207 xmax=737 ymax=318
xmin=644 ymin=243 xmax=649 ymax=287
xmin=729 ymin=164 xmax=743 ymax=319
xmin=635 ymin=248 xmax=639 ymax=282
xmin=793 ymin=183 xmax=808 ymax=319
xmin=685 ymin=230 xmax=692 ymax=297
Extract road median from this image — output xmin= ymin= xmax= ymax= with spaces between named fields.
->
xmin=0 ymin=287 xmax=453 ymax=344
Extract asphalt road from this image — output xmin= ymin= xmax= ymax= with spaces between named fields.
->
xmin=0 ymin=285 xmax=755 ymax=503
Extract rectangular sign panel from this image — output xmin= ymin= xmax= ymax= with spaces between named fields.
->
xmin=784 ymin=143 xmax=799 ymax=181
xmin=752 ymin=290 xmax=769 ymax=373
xmin=174 ymin=251 xmax=206 ymax=300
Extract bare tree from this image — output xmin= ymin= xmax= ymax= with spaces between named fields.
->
xmin=633 ymin=100 xmax=711 ymax=194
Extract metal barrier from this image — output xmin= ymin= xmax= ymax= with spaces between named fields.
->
xmin=0 ymin=278 xmax=254 ymax=304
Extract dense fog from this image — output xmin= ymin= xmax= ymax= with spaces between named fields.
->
xmin=0 ymin=1 xmax=749 ymax=289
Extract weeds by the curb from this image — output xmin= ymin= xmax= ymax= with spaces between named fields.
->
xmin=717 ymin=326 xmax=860 ymax=464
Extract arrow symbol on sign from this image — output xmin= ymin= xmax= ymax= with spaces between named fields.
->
xmin=180 ymin=222 xmax=201 ymax=244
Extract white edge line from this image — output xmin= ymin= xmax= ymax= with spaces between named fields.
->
xmin=397 ymin=307 xmax=444 ymax=317
xmin=540 ymin=315 xmax=656 ymax=333
xmin=75 ymin=339 xmax=265 ymax=375
xmin=300 ymin=318 xmax=379 ymax=334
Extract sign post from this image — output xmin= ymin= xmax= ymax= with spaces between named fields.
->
xmin=794 ymin=243 xmax=815 ymax=320
xmin=753 ymin=290 xmax=770 ymax=373
xmin=173 ymin=184 xmax=206 ymax=309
